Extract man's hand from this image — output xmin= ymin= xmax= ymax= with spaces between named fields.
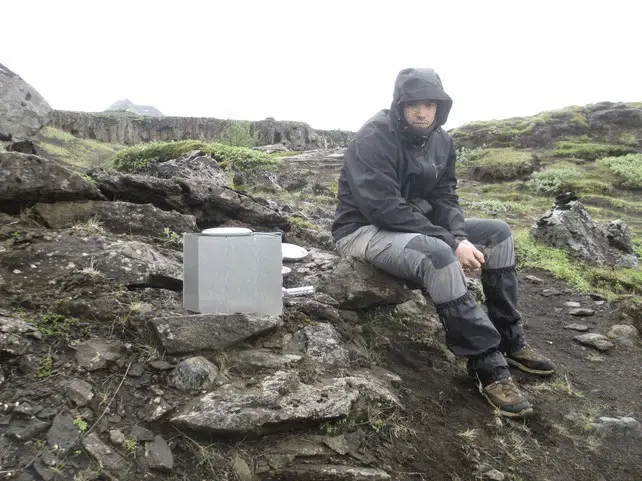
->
xmin=455 ymin=240 xmax=485 ymax=272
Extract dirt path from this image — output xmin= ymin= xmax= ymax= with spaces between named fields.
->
xmin=360 ymin=269 xmax=641 ymax=481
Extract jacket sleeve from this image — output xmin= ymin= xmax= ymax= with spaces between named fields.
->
xmin=428 ymin=137 xmax=467 ymax=243
xmin=344 ymin=134 xmax=459 ymax=248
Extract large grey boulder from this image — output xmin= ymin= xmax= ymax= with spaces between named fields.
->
xmin=0 ymin=234 xmax=183 ymax=295
xmin=315 ymin=258 xmax=414 ymax=309
xmin=0 ymin=63 xmax=52 ymax=143
xmin=260 ymin=464 xmax=391 ymax=481
xmin=34 ymin=200 xmax=198 ymax=236
xmin=149 ymin=313 xmax=282 ymax=354
xmin=88 ymin=152 xmax=288 ymax=229
xmin=0 ymin=152 xmax=103 ymax=214
xmin=171 ymin=370 xmax=400 ymax=435
xmin=531 ymin=200 xmax=638 ymax=269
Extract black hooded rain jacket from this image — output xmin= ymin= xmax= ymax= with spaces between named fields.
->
xmin=331 ymin=68 xmax=467 ymax=250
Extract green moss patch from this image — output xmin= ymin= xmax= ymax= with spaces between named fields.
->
xmin=466 ymin=148 xmax=535 ymax=181
xmin=112 ymin=140 xmax=280 ymax=173
xmin=514 ymin=229 xmax=642 ymax=299
xmin=34 ymin=127 xmax=123 ymax=171
xmin=552 ymin=141 xmax=634 ymax=161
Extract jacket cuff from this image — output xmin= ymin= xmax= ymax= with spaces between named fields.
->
xmin=452 ymin=236 xmax=467 ymax=251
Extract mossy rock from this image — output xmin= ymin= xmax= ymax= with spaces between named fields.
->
xmin=112 ymin=140 xmax=279 ymax=173
xmin=467 ymin=148 xmax=537 ymax=182
xmin=552 ymin=141 xmax=634 ymax=161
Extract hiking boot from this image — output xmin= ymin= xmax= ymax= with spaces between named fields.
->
xmin=506 ymin=346 xmax=556 ymax=376
xmin=478 ymin=377 xmax=533 ymax=418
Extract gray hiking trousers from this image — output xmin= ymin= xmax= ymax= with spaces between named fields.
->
xmin=335 ymin=219 xmax=525 ymax=383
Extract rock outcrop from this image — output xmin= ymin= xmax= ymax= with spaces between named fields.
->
xmin=0 ymin=152 xmax=104 ymax=214
xmin=452 ymin=102 xmax=642 ymax=149
xmin=0 ymin=63 xmax=52 ymax=145
xmin=52 ymin=110 xmax=353 ymax=150
xmin=87 ymin=150 xmax=290 ymax=230
xmin=531 ymin=200 xmax=638 ymax=269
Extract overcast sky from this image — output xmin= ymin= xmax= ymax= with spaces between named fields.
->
xmin=2 ymin=0 xmax=640 ymax=132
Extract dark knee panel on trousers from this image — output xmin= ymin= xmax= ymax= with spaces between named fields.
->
xmin=465 ymin=219 xmax=512 ymax=248
xmin=406 ymin=235 xmax=457 ymax=269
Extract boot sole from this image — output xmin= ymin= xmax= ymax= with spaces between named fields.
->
xmin=506 ymin=358 xmax=556 ymax=376
xmin=480 ymin=391 xmax=534 ymax=418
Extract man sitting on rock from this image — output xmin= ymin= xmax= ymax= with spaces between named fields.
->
xmin=331 ymin=67 xmax=556 ymax=418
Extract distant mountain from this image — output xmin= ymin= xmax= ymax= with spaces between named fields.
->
xmin=105 ymin=99 xmax=164 ymax=117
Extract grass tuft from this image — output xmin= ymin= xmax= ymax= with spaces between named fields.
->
xmin=112 ymin=140 xmax=279 ymax=173
xmin=514 ymin=229 xmax=642 ymax=298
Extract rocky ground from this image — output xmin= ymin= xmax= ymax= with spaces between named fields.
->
xmin=1 ymin=145 xmax=640 ymax=481
xmin=1 ymin=62 xmax=640 ymax=480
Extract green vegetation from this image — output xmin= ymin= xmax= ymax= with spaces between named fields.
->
xmin=34 ymin=127 xmax=123 ymax=171
xmin=216 ymin=120 xmax=256 ymax=147
xmin=37 ymin=355 xmax=54 ymax=379
xmin=526 ymin=163 xmax=583 ymax=194
xmin=20 ymin=311 xmax=81 ymax=338
xmin=552 ymin=140 xmax=633 ymax=161
xmin=466 ymin=148 xmax=535 ymax=181
xmin=73 ymin=416 xmax=88 ymax=433
xmin=288 ymin=216 xmax=320 ymax=230
xmin=461 ymin=199 xmax=522 ymax=216
xmin=514 ymin=229 xmax=642 ymax=298
xmin=163 ymin=227 xmax=184 ymax=246
xmin=597 ymin=153 xmax=642 ymax=188
xmin=454 ymin=105 xmax=589 ymax=146
xmin=617 ymin=132 xmax=639 ymax=147
xmin=112 ymin=140 xmax=280 ymax=173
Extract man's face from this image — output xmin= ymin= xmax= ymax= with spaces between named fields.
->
xmin=403 ymin=100 xmax=438 ymax=129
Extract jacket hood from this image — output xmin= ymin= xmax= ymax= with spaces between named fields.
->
xmin=391 ymin=68 xmax=453 ymax=139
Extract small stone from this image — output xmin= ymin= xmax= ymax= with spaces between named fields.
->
xmin=569 ymin=308 xmax=595 ymax=317
xmin=108 ymin=415 xmax=121 ymax=423
xmin=169 ymin=356 xmax=219 ymax=392
xmin=322 ymin=435 xmax=351 ymax=455
xmin=109 ymin=429 xmax=125 ymax=445
xmin=67 ymin=378 xmax=94 ymax=407
xmin=565 ymin=324 xmax=589 ymax=332
xmin=82 ymin=432 xmax=127 ymax=471
xmin=594 ymin=300 xmax=606 ymax=306
xmin=593 ymin=416 xmax=642 ymax=438
xmin=565 ymin=301 xmax=581 ymax=308
xmin=13 ymin=402 xmax=38 ymax=416
xmin=33 ymin=459 xmax=56 ymax=481
xmin=607 ymin=324 xmax=639 ymax=347
xmin=8 ymin=420 xmax=50 ymax=441
xmin=143 ymin=397 xmax=171 ymax=422
xmin=574 ymin=333 xmax=615 ymax=352
xmin=541 ymin=288 xmax=561 ymax=297
xmin=232 ymin=455 xmax=253 ymax=481
xmin=483 ymin=469 xmax=506 ymax=481
xmin=75 ymin=338 xmax=123 ymax=371
xmin=47 ymin=414 xmax=78 ymax=454
xmin=589 ymin=293 xmax=607 ymax=301
xmin=145 ymin=435 xmax=174 ymax=472
xmin=127 ymin=362 xmax=146 ymax=377
xmin=149 ymin=360 xmax=173 ymax=370
xmin=525 ymin=275 xmax=544 ymax=284
xmin=130 ymin=425 xmax=155 ymax=442
xmin=36 ymin=408 xmax=58 ymax=421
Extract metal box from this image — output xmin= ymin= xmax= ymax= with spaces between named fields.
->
xmin=183 ymin=230 xmax=283 ymax=315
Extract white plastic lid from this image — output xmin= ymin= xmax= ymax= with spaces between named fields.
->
xmin=201 ymin=227 xmax=253 ymax=236
xmin=282 ymin=243 xmax=309 ymax=261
